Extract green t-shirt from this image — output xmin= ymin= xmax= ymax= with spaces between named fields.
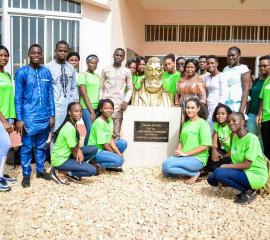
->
xmin=259 ymin=76 xmax=270 ymax=122
xmin=180 ymin=118 xmax=212 ymax=166
xmin=0 ymin=71 xmax=16 ymax=119
xmin=248 ymin=79 xmax=264 ymax=115
xmin=213 ymin=122 xmax=232 ymax=152
xmin=231 ymin=133 xmax=268 ymax=189
xmin=162 ymin=71 xmax=181 ymax=96
xmin=77 ymin=72 xmax=100 ymax=110
xmin=51 ymin=121 xmax=78 ymax=167
xmin=88 ymin=117 xmax=113 ymax=151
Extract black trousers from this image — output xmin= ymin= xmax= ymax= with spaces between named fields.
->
xmin=261 ymin=120 xmax=270 ymax=160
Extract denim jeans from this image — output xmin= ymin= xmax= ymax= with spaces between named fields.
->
xmin=21 ymin=128 xmax=50 ymax=177
xmin=55 ymin=145 xmax=98 ymax=177
xmin=207 ymin=168 xmax=251 ymax=193
xmin=162 ymin=156 xmax=203 ymax=177
xmin=0 ymin=121 xmax=11 ymax=177
xmin=95 ymin=139 xmax=127 ymax=168
xmin=82 ymin=108 xmax=93 ymax=146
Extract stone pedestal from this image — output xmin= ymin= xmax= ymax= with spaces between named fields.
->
xmin=122 ymin=106 xmax=181 ymax=167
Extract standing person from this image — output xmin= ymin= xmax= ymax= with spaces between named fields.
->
xmin=175 ymin=59 xmax=207 ymax=122
xmin=205 ymin=55 xmax=228 ymax=131
xmin=176 ymin=56 xmax=186 ymax=76
xmin=77 ymin=54 xmax=100 ymax=145
xmin=208 ymin=112 xmax=268 ymax=204
xmin=162 ymin=54 xmax=181 ymax=98
xmin=50 ymin=102 xmax=97 ymax=184
xmin=223 ymin=46 xmax=252 ymax=113
xmin=47 ymin=40 xmax=79 ymax=132
xmin=126 ymin=59 xmax=138 ymax=89
xmin=99 ymin=48 xmax=133 ymax=139
xmin=67 ymin=52 xmax=80 ymax=78
xmin=198 ymin=55 xmax=210 ymax=80
xmin=136 ymin=56 xmax=146 ymax=90
xmin=15 ymin=44 xmax=55 ymax=188
xmin=257 ymin=55 xmax=270 ymax=160
xmin=0 ymin=45 xmax=16 ymax=191
xmin=162 ymin=98 xmax=212 ymax=184
xmin=88 ymin=99 xmax=127 ymax=171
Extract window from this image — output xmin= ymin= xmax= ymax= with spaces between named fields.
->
xmin=8 ymin=0 xmax=81 ymax=13
xmin=259 ymin=26 xmax=270 ymax=43
xmin=0 ymin=0 xmax=3 ymax=8
xmin=179 ymin=25 xmax=204 ymax=42
xmin=11 ymin=16 xmax=79 ymax=74
xmin=145 ymin=25 xmax=177 ymax=42
xmin=232 ymin=26 xmax=258 ymax=43
xmin=205 ymin=25 xmax=230 ymax=42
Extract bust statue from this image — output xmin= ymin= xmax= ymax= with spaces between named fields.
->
xmin=131 ymin=57 xmax=174 ymax=107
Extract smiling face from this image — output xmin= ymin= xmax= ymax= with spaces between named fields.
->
xmin=87 ymin=58 xmax=98 ymax=73
xmin=0 ymin=49 xmax=9 ymax=68
xmin=207 ymin=58 xmax=218 ymax=73
xmin=164 ymin=58 xmax=175 ymax=73
xmin=137 ymin=60 xmax=146 ymax=74
xmin=144 ymin=57 xmax=163 ymax=93
xmin=228 ymin=114 xmax=244 ymax=133
xmin=176 ymin=58 xmax=186 ymax=73
xmin=185 ymin=100 xmax=200 ymax=119
xmin=227 ymin=49 xmax=240 ymax=67
xmin=259 ymin=59 xmax=270 ymax=77
xmin=216 ymin=107 xmax=228 ymax=124
xmin=68 ymin=103 xmax=82 ymax=122
xmin=185 ymin=62 xmax=196 ymax=77
xmin=29 ymin=46 xmax=42 ymax=65
xmin=100 ymin=102 xmax=114 ymax=119
xmin=128 ymin=62 xmax=137 ymax=75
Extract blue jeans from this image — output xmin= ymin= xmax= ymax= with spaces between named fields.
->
xmin=162 ymin=156 xmax=203 ymax=177
xmin=207 ymin=168 xmax=251 ymax=193
xmin=55 ymin=145 xmax=98 ymax=177
xmin=82 ymin=108 xmax=93 ymax=146
xmin=0 ymin=121 xmax=11 ymax=177
xmin=95 ymin=139 xmax=127 ymax=168
xmin=21 ymin=128 xmax=49 ymax=177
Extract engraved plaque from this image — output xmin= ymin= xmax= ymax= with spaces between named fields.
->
xmin=134 ymin=121 xmax=169 ymax=142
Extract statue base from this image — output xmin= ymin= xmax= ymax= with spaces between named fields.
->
xmin=122 ymin=106 xmax=181 ymax=167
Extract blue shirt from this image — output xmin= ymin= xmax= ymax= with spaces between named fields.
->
xmin=15 ymin=65 xmax=55 ymax=135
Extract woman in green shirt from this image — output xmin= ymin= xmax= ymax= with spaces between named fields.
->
xmin=0 ymin=45 xmax=16 ymax=191
xmin=77 ymin=54 xmax=101 ymax=145
xmin=208 ymin=112 xmax=268 ymax=204
xmin=162 ymin=98 xmax=212 ymax=184
xmin=50 ymin=102 xmax=98 ymax=184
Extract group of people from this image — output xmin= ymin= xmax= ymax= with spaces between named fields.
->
xmin=0 ymin=41 xmax=270 ymax=204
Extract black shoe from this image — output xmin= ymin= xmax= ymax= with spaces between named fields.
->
xmin=105 ymin=167 xmax=124 ymax=172
xmin=36 ymin=171 xmax=51 ymax=180
xmin=234 ymin=190 xmax=256 ymax=204
xmin=21 ymin=177 xmax=30 ymax=188
xmin=50 ymin=168 xmax=63 ymax=184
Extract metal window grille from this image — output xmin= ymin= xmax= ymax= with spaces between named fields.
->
xmin=259 ymin=26 xmax=270 ymax=43
xmin=179 ymin=25 xmax=204 ymax=42
xmin=232 ymin=26 xmax=258 ymax=43
xmin=145 ymin=25 xmax=178 ymax=42
xmin=205 ymin=25 xmax=230 ymax=42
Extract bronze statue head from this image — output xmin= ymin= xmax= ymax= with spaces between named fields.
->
xmin=144 ymin=57 xmax=163 ymax=93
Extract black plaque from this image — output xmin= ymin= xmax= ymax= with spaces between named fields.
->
xmin=134 ymin=121 xmax=169 ymax=142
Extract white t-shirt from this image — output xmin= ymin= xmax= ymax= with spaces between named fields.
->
xmin=223 ymin=64 xmax=249 ymax=102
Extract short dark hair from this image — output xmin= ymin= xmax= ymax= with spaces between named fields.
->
xmin=86 ymin=54 xmax=99 ymax=62
xmin=136 ymin=56 xmax=146 ymax=64
xmin=228 ymin=46 xmax=241 ymax=55
xmin=259 ymin=55 xmax=270 ymax=61
xmin=0 ymin=45 xmax=10 ymax=57
xmin=212 ymin=103 xmax=232 ymax=123
xmin=206 ymin=55 xmax=218 ymax=61
xmin=176 ymin=56 xmax=185 ymax=62
xmin=28 ymin=44 xmax=42 ymax=54
xmin=67 ymin=52 xmax=80 ymax=61
xmin=164 ymin=54 xmax=175 ymax=62
xmin=114 ymin=48 xmax=125 ymax=55
xmin=184 ymin=58 xmax=199 ymax=72
xmin=55 ymin=40 xmax=69 ymax=51
xmin=198 ymin=55 xmax=207 ymax=60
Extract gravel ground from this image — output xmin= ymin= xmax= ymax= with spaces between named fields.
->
xmin=1 ymin=165 xmax=270 ymax=240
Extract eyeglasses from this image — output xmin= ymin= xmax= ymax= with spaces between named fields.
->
xmin=258 ymin=64 xmax=270 ymax=68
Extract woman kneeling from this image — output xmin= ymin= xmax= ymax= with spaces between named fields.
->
xmin=207 ymin=112 xmax=268 ymax=204
xmin=162 ymin=98 xmax=212 ymax=184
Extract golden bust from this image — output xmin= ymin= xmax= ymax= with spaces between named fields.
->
xmin=132 ymin=57 xmax=174 ymax=107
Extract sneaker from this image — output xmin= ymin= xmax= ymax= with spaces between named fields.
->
xmin=234 ymin=190 xmax=256 ymax=204
xmin=0 ymin=177 xmax=11 ymax=192
xmin=36 ymin=171 xmax=51 ymax=180
xmin=105 ymin=167 xmax=124 ymax=172
xmin=21 ymin=176 xmax=30 ymax=188
xmin=3 ymin=174 xmax=17 ymax=184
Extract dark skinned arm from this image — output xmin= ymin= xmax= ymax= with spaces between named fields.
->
xmin=79 ymin=85 xmax=96 ymax=121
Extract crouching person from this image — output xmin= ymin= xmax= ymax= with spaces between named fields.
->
xmin=207 ymin=112 xmax=268 ymax=204
xmin=50 ymin=102 xmax=97 ymax=184
xmin=88 ymin=99 xmax=127 ymax=172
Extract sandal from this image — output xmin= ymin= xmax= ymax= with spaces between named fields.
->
xmin=65 ymin=175 xmax=82 ymax=182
